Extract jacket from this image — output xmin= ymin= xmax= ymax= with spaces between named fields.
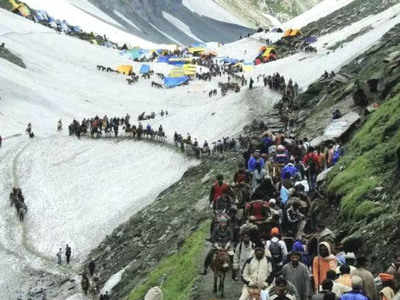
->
xmin=210 ymin=182 xmax=229 ymax=203
xmin=352 ymin=268 xmax=378 ymax=300
xmin=340 ymin=290 xmax=369 ymax=300
xmin=313 ymin=242 xmax=337 ymax=289
xmin=233 ymin=242 xmax=254 ymax=271
xmin=242 ymin=255 xmax=273 ymax=289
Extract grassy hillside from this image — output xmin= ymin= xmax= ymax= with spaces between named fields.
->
xmin=128 ymin=221 xmax=209 ymax=300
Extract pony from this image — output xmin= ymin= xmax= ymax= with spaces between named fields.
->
xmin=210 ymin=248 xmax=231 ymax=297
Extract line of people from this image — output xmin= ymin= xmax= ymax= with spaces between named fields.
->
xmin=196 ymin=125 xmax=398 ymax=300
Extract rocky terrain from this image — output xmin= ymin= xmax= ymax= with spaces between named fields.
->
xmin=0 ymin=44 xmax=26 ymax=68
xmin=273 ymin=0 xmax=398 ymax=60
xmin=86 ymin=0 xmax=253 ymax=44
xmin=216 ymin=0 xmax=322 ymax=26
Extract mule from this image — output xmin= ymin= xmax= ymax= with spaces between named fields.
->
xmin=210 ymin=248 xmax=231 ymax=297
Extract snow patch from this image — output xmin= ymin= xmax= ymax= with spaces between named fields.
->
xmin=284 ymin=0 xmax=357 ymax=29
xmin=182 ymin=0 xmax=247 ymax=26
xmin=162 ymin=11 xmax=204 ymax=43
xmin=113 ymin=10 xmax=142 ymax=32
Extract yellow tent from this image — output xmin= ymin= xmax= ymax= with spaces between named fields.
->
xmin=10 ymin=2 xmax=31 ymax=17
xmin=262 ymin=47 xmax=276 ymax=57
xmin=168 ymin=68 xmax=185 ymax=78
xmin=90 ymin=39 xmax=98 ymax=45
xmin=116 ymin=65 xmax=133 ymax=75
xmin=283 ymin=29 xmax=301 ymax=38
xmin=183 ymin=64 xmax=197 ymax=76
xmin=188 ymin=47 xmax=206 ymax=54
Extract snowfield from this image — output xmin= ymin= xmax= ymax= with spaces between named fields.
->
xmin=1 ymin=0 xmax=400 ymax=298
xmin=182 ymin=0 xmax=248 ymax=27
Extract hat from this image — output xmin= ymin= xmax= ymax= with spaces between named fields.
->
xmin=379 ymin=273 xmax=394 ymax=282
xmin=270 ymin=227 xmax=280 ymax=236
xmin=269 ymin=199 xmax=276 ymax=205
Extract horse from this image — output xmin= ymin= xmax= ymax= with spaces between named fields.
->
xmin=210 ymin=248 xmax=231 ymax=297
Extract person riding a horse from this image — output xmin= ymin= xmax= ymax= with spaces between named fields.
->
xmin=200 ymin=217 xmax=233 ymax=275
xmin=239 ymin=241 xmax=273 ymax=300
xmin=209 ymin=174 xmax=232 ymax=210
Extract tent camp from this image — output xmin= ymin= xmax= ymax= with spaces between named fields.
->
xmin=116 ymin=65 xmax=133 ymax=75
xmin=140 ymin=64 xmax=150 ymax=74
xmin=164 ymin=76 xmax=189 ymax=88
xmin=283 ymin=29 xmax=302 ymax=38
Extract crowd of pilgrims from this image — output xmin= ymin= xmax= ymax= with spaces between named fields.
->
xmin=67 ymin=112 xmax=167 ymax=141
xmin=198 ymin=128 xmax=399 ymax=300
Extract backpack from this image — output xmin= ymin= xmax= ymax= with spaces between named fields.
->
xmin=269 ymin=240 xmax=283 ymax=264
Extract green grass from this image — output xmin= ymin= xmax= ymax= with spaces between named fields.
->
xmin=327 ymin=91 xmax=400 ymax=219
xmin=128 ymin=221 xmax=209 ymax=300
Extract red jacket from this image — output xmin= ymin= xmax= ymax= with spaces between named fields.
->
xmin=211 ymin=182 xmax=229 ymax=203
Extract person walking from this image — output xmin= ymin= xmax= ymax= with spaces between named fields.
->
xmin=65 ymin=244 xmax=72 ymax=264
xmin=339 ymin=276 xmax=369 ymax=300
xmin=88 ymin=260 xmax=96 ymax=277
xmin=56 ymin=248 xmax=62 ymax=265
xmin=282 ymin=251 xmax=311 ymax=300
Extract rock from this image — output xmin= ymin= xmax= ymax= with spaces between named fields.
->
xmin=317 ymin=167 xmax=333 ymax=183
xmin=311 ymin=112 xmax=360 ymax=147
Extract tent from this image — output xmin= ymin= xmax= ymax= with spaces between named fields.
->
xmin=157 ymin=56 xmax=171 ymax=63
xmin=126 ymin=48 xmax=145 ymax=60
xmin=168 ymin=68 xmax=185 ymax=78
xmin=222 ymin=57 xmax=240 ymax=64
xmin=32 ymin=10 xmax=48 ymax=22
xmin=12 ymin=3 xmax=31 ymax=17
xmin=183 ymin=64 xmax=197 ymax=76
xmin=235 ymin=62 xmax=253 ymax=72
xmin=305 ymin=36 xmax=318 ymax=44
xmin=283 ymin=29 xmax=302 ymax=38
xmin=188 ymin=47 xmax=206 ymax=55
xmin=201 ymin=50 xmax=217 ymax=57
xmin=90 ymin=39 xmax=98 ymax=45
xmin=164 ymin=76 xmax=189 ymax=88
xmin=116 ymin=65 xmax=133 ymax=75
xmin=169 ymin=57 xmax=193 ymax=63
xmin=140 ymin=64 xmax=150 ymax=74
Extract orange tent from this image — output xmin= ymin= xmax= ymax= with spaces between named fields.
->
xmin=283 ymin=29 xmax=302 ymax=38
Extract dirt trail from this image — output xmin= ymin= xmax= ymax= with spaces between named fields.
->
xmin=194 ymin=242 xmax=243 ymax=300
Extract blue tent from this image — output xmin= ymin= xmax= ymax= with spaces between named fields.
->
xmin=126 ymin=48 xmax=145 ymax=60
xmin=222 ymin=57 xmax=239 ymax=64
xmin=140 ymin=64 xmax=150 ymax=74
xmin=305 ymin=36 xmax=318 ymax=44
xmin=157 ymin=56 xmax=171 ymax=63
xmin=164 ymin=76 xmax=189 ymax=88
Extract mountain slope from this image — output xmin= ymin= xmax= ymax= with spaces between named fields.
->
xmin=214 ymin=0 xmax=323 ymax=27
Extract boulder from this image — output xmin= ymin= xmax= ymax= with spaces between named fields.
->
xmin=311 ymin=112 xmax=360 ymax=147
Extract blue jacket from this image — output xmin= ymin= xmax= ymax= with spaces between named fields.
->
xmin=340 ymin=291 xmax=369 ymax=300
xmin=281 ymin=163 xmax=298 ymax=179
xmin=248 ymin=157 xmax=264 ymax=172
